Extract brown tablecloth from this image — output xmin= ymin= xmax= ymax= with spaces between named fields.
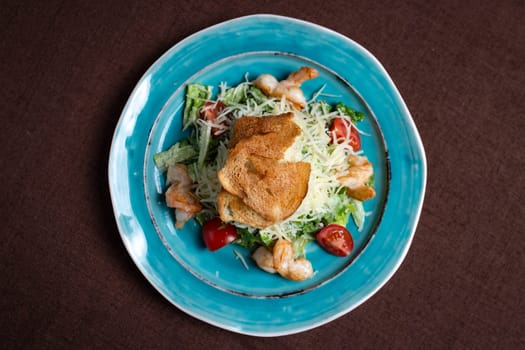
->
xmin=2 ymin=1 xmax=524 ymax=348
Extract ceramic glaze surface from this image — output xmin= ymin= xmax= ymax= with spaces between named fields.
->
xmin=109 ymin=14 xmax=426 ymax=336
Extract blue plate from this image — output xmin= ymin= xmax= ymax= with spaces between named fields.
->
xmin=109 ymin=14 xmax=426 ymax=336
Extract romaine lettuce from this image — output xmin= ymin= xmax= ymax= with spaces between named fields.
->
xmin=335 ymin=102 xmax=365 ymax=123
xmin=182 ymin=84 xmax=212 ymax=130
xmin=153 ymin=140 xmax=197 ymax=172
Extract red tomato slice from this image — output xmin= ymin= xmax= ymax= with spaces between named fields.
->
xmin=316 ymin=224 xmax=354 ymax=257
xmin=199 ymin=101 xmax=228 ymax=137
xmin=329 ymin=117 xmax=361 ymax=150
xmin=202 ymin=217 xmax=238 ymax=251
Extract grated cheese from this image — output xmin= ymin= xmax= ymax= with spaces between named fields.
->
xmin=190 ymin=81 xmax=361 ymax=242
xmin=233 ymin=249 xmax=250 ymax=270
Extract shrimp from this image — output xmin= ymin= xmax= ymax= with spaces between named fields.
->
xmin=166 ymin=163 xmax=193 ymax=187
xmin=272 ymin=239 xmax=313 ymax=281
xmin=253 ymin=67 xmax=319 ymax=109
xmin=165 ymin=163 xmax=202 ymax=228
xmin=252 ymin=240 xmax=313 ymax=281
xmin=337 ymin=154 xmax=376 ymax=201
xmin=252 ymin=246 xmax=276 ymax=274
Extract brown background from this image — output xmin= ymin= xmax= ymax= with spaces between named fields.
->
xmin=2 ymin=0 xmax=524 ymax=349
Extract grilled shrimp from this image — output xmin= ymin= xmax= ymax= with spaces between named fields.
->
xmin=337 ymin=154 xmax=376 ymax=201
xmin=253 ymin=67 xmax=319 ymax=109
xmin=252 ymin=246 xmax=276 ymax=274
xmin=273 ymin=239 xmax=313 ymax=281
xmin=252 ymin=239 xmax=313 ymax=281
xmin=165 ymin=163 xmax=202 ymax=228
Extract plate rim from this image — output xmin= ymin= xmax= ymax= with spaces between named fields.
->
xmin=108 ymin=13 xmax=427 ymax=336
xmin=144 ymin=49 xmax=391 ymax=299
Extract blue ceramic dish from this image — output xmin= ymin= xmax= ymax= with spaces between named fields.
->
xmin=109 ymin=14 xmax=426 ymax=336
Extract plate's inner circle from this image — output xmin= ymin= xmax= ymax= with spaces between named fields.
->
xmin=144 ymin=52 xmax=388 ymax=298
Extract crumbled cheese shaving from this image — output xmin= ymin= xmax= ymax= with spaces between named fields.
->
xmin=190 ymin=81 xmax=358 ymax=242
xmin=233 ymin=249 xmax=249 ymax=270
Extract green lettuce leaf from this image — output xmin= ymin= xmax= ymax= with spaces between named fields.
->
xmin=182 ymin=84 xmax=212 ymax=130
xmin=325 ymin=192 xmax=365 ymax=230
xmin=335 ymin=102 xmax=366 ymax=123
xmin=196 ymin=122 xmax=212 ymax=168
xmin=153 ymin=140 xmax=197 ymax=172
xmin=234 ymin=227 xmax=264 ymax=249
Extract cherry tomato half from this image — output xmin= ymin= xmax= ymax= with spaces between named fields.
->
xmin=329 ymin=117 xmax=361 ymax=151
xmin=200 ymin=101 xmax=228 ymax=137
xmin=202 ymin=217 xmax=238 ymax=251
xmin=316 ymin=224 xmax=354 ymax=257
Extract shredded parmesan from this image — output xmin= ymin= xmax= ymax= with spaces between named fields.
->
xmin=233 ymin=249 xmax=250 ymax=270
xmin=259 ymin=106 xmax=355 ymax=242
xmin=190 ymin=81 xmax=360 ymax=242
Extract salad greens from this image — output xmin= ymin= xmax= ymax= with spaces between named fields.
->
xmin=336 ymin=102 xmax=366 ymax=123
xmin=154 ymin=74 xmax=370 ymax=256
xmin=153 ymin=139 xmax=197 ymax=172
xmin=183 ymin=84 xmax=212 ymax=130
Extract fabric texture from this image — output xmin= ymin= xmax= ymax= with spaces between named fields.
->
xmin=1 ymin=0 xmax=524 ymax=348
